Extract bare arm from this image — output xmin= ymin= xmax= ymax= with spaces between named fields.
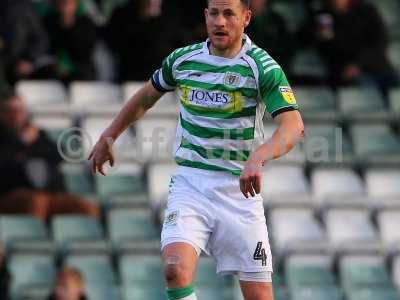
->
xmin=89 ymin=80 xmax=164 ymax=174
xmin=239 ymin=110 xmax=305 ymax=198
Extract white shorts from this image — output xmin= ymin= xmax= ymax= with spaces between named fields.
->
xmin=161 ymin=166 xmax=273 ymax=276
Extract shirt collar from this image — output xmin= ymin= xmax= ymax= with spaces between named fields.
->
xmin=202 ymin=34 xmax=253 ymax=59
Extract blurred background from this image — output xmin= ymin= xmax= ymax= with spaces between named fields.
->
xmin=0 ymin=0 xmax=400 ymax=299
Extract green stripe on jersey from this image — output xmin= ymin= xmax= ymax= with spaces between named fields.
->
xmin=181 ymin=102 xmax=256 ymax=119
xmin=175 ymin=157 xmax=241 ymax=176
xmin=176 ymin=61 xmax=255 ymax=78
xmin=180 ymin=116 xmax=254 ymax=140
xmin=177 ymin=79 xmax=258 ymax=98
xmin=181 ymin=138 xmax=250 ymax=161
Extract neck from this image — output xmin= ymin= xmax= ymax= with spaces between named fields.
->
xmin=209 ymin=39 xmax=244 ymax=59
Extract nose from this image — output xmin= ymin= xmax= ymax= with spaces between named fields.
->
xmin=214 ymin=13 xmax=225 ymax=27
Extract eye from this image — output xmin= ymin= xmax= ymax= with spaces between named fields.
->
xmin=224 ymin=11 xmax=235 ymax=17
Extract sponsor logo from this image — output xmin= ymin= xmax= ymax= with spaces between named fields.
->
xmin=223 ymin=72 xmax=241 ymax=87
xmin=180 ymin=86 xmax=243 ymax=112
xmin=164 ymin=210 xmax=179 ymax=226
xmin=279 ymin=86 xmax=296 ymax=104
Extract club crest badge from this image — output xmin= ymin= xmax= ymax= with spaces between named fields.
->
xmin=224 ymin=72 xmax=241 ymax=87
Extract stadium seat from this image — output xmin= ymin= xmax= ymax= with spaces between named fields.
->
xmin=350 ymin=124 xmax=400 ymax=162
xmin=377 ymin=210 xmax=400 ymax=251
xmin=270 ymin=208 xmax=327 ymax=254
xmin=81 ymin=117 xmax=136 ymax=161
xmin=108 ymin=208 xmax=159 ymax=246
xmin=365 ymin=168 xmax=400 ymax=207
xmin=0 ymin=216 xmax=47 ymax=245
xmin=119 ymin=254 xmax=164 ymax=284
xmin=389 ymin=44 xmax=400 ymax=73
xmin=303 ymin=123 xmax=353 ymax=162
xmin=8 ymin=254 xmax=55 ymax=299
xmin=338 ymin=87 xmax=388 ymax=121
xmin=389 ymin=88 xmax=400 ymax=118
xmin=107 ymin=194 xmax=149 ymax=208
xmin=195 ymin=285 xmax=226 ymax=299
xmin=285 ymin=254 xmax=335 ymax=289
xmin=86 ymin=283 xmax=120 ymax=300
xmin=293 ymin=87 xmax=337 ymax=121
xmin=291 ymin=49 xmax=327 ymax=77
xmin=134 ymin=117 xmax=178 ymax=162
xmin=52 ymin=215 xmax=103 ymax=247
xmin=61 ymin=163 xmax=93 ymax=195
xmin=16 ymin=80 xmax=69 ymax=114
xmin=294 ymin=286 xmax=342 ymax=300
xmin=121 ymin=284 xmax=164 ymax=300
xmin=147 ymin=163 xmax=177 ymax=208
xmin=311 ymin=167 xmax=365 ymax=206
xmin=340 ymin=255 xmax=394 ymax=292
xmin=70 ymin=81 xmax=122 ymax=114
xmin=346 ymin=287 xmax=400 ymax=300
xmin=65 ymin=254 xmax=116 ymax=285
xmin=393 ymin=255 xmax=400 ymax=288
xmin=325 ymin=208 xmax=380 ymax=252
xmin=32 ymin=115 xmax=73 ymax=144
xmin=261 ymin=165 xmax=310 ymax=207
xmin=94 ymin=162 xmax=144 ymax=203
xmin=365 ymin=168 xmax=400 ymax=198
xmin=195 ymin=257 xmax=224 ymax=286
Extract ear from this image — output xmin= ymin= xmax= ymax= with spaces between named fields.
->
xmin=243 ymin=9 xmax=252 ymax=27
xmin=204 ymin=8 xmax=209 ymax=21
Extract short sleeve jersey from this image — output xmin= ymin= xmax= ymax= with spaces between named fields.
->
xmin=152 ymin=35 xmax=299 ymax=175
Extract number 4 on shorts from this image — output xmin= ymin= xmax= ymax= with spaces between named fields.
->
xmin=253 ymin=242 xmax=267 ymax=266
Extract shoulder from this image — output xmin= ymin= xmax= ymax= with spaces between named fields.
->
xmin=165 ymin=42 xmax=204 ymax=67
xmin=245 ymin=44 xmax=282 ymax=78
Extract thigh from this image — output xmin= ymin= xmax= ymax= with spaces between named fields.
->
xmin=210 ymin=196 xmax=273 ymax=274
xmin=162 ymin=242 xmax=199 ymax=287
xmin=240 ymin=281 xmax=274 ymax=300
xmin=161 ymin=173 xmax=213 ymax=256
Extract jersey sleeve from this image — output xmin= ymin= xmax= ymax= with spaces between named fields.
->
xmin=151 ymin=52 xmax=177 ymax=92
xmin=259 ymin=67 xmax=299 ymax=118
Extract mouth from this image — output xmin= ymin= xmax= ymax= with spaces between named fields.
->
xmin=213 ymin=31 xmax=228 ymax=37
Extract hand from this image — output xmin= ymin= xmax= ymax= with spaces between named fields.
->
xmin=88 ymin=136 xmax=115 ymax=176
xmin=239 ymin=156 xmax=263 ymax=198
xmin=19 ymin=124 xmax=39 ymax=145
xmin=16 ymin=60 xmax=33 ymax=77
xmin=342 ymin=64 xmax=361 ymax=80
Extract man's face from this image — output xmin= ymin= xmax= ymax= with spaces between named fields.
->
xmin=54 ymin=275 xmax=83 ymax=300
xmin=205 ymin=0 xmax=251 ymax=51
xmin=0 ymin=96 xmax=28 ymax=130
xmin=330 ymin=0 xmax=351 ymax=12
xmin=58 ymin=0 xmax=79 ymax=16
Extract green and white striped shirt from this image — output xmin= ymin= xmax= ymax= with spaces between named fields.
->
xmin=151 ymin=35 xmax=299 ymax=176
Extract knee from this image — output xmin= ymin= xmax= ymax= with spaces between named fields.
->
xmin=163 ymin=260 xmax=191 ymax=287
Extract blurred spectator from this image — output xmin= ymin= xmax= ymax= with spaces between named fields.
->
xmin=0 ymin=90 xmax=99 ymax=221
xmin=301 ymin=0 xmax=399 ymax=93
xmin=47 ymin=267 xmax=87 ymax=300
xmin=0 ymin=242 xmax=10 ymax=300
xmin=163 ymin=0 xmax=207 ymax=43
xmin=247 ymin=0 xmax=295 ymax=72
xmin=0 ymin=0 xmax=54 ymax=83
xmin=105 ymin=0 xmax=181 ymax=81
xmin=43 ymin=0 xmax=98 ymax=82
